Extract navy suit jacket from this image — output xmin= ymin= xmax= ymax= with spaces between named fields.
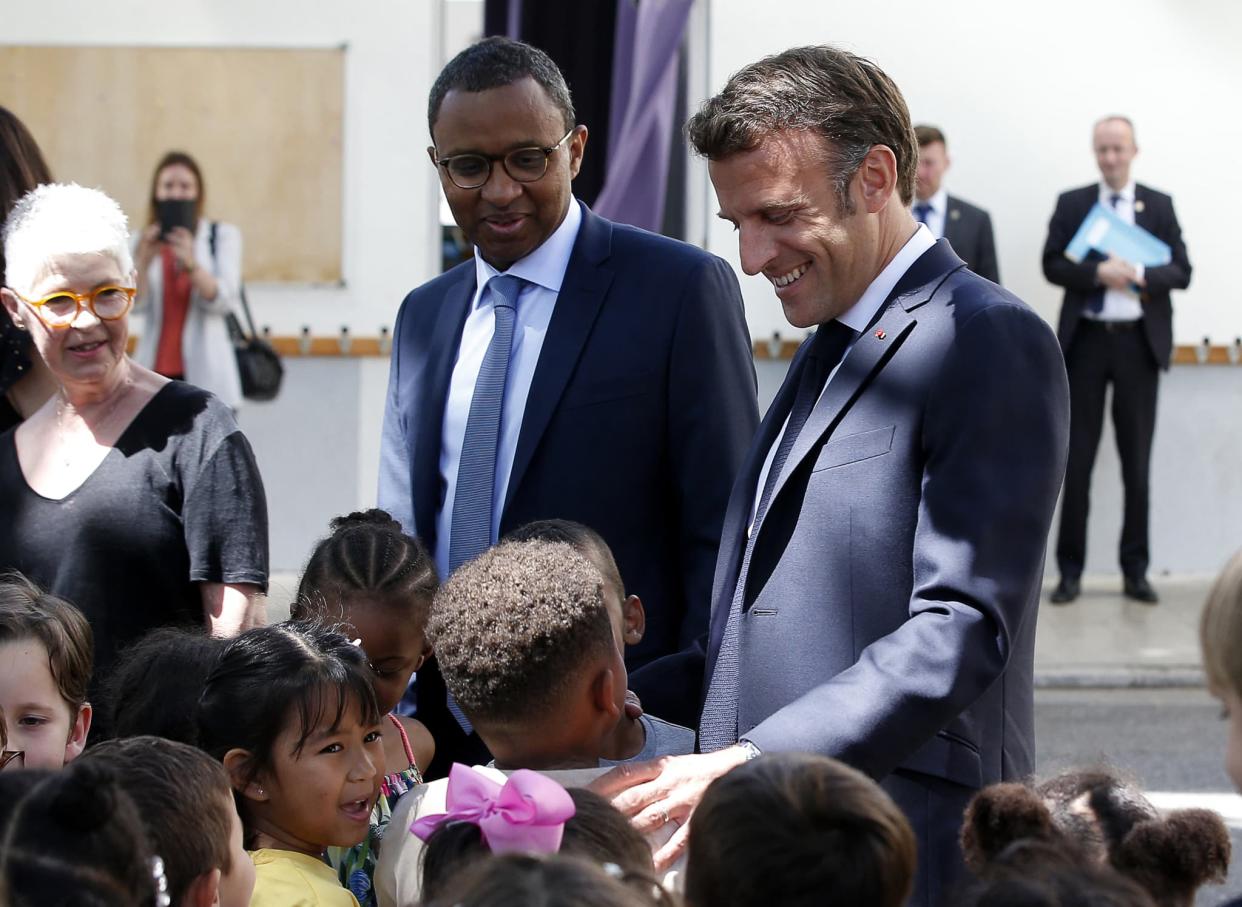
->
xmin=942 ymin=194 xmax=999 ymax=285
xmin=704 ymin=241 xmax=1069 ymax=905
xmin=379 ymin=203 xmax=759 ymax=749
xmin=1042 ymin=183 xmax=1191 ymax=369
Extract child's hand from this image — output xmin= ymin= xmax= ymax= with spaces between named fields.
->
xmin=624 ymin=689 xmax=644 ymax=720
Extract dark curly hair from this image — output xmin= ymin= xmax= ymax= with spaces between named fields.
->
xmin=428 ymin=540 xmax=613 ymax=725
xmin=960 ymin=769 xmax=1230 ymax=907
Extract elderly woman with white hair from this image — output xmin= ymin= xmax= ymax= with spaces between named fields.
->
xmin=0 ymin=184 xmax=268 ymax=733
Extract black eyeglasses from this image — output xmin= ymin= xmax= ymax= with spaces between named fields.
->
xmin=432 ymin=129 xmax=576 ymax=190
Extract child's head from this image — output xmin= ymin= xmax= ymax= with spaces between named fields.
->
xmin=0 ymin=760 xmax=158 ymax=905
xmin=197 ymin=621 xmax=385 ymax=854
xmin=293 ymin=509 xmax=438 ymax=714
xmin=429 ymin=540 xmax=625 ymax=768
xmin=959 ymin=841 xmax=1158 ymax=907
xmin=503 ymin=520 xmax=645 ymax=653
xmin=83 ymin=736 xmax=255 ymax=907
xmin=0 ymin=571 xmax=93 ymax=769
xmin=428 ymin=854 xmax=667 ymax=907
xmin=104 ymin=627 xmax=226 ymax=745
xmin=419 ymin=773 xmax=653 ymax=902
xmin=961 ymin=771 xmax=1230 ymax=907
xmin=1200 ymin=548 xmax=1242 ymax=788
xmin=685 ymin=752 xmax=916 ymax=907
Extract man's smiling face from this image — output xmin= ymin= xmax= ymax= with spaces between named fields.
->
xmin=709 ymin=130 xmax=877 ymax=329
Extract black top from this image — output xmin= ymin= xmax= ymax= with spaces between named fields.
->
xmin=0 ymin=382 xmax=269 ymax=712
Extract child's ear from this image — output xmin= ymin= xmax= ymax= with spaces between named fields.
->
xmin=63 ymin=702 xmax=92 ymax=764
xmin=222 ymin=749 xmax=268 ymax=803
xmin=622 ymin=594 xmax=645 ymax=646
xmin=414 ymin=640 xmax=434 ymax=672
xmin=183 ymin=867 xmax=222 ymax=907
xmin=590 ymin=666 xmax=623 ymax=718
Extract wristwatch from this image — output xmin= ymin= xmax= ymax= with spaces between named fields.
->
xmin=737 ymin=739 xmax=762 ymax=761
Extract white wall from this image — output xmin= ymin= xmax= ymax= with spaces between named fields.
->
xmin=703 ymin=0 xmax=1242 ymax=347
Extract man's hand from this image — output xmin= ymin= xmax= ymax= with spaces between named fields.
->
xmin=589 ymin=746 xmax=750 ymax=871
xmin=1097 ymin=255 xmax=1141 ymax=291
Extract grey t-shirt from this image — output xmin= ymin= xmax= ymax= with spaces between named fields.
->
xmin=601 ymin=714 xmax=696 ymax=766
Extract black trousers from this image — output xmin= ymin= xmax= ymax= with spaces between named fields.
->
xmin=1055 ymin=320 xmax=1159 ymax=580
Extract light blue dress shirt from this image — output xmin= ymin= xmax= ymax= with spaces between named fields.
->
xmin=433 ymin=199 xmax=584 ymax=579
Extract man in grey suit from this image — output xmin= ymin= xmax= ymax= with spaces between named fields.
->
xmin=596 ymin=47 xmax=1069 ymax=907
xmin=913 ymin=124 xmax=1000 ymax=284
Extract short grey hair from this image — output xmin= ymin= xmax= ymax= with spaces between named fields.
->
xmin=3 ymin=183 xmax=133 ymax=293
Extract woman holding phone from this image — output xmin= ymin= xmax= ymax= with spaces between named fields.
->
xmin=132 ymin=151 xmax=243 ymax=407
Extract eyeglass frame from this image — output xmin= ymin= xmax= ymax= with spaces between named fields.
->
xmin=0 ymin=749 xmax=23 ymax=771
xmin=10 ymin=285 xmax=137 ymax=329
xmin=429 ymin=127 xmax=579 ymax=190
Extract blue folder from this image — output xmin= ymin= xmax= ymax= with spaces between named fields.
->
xmin=1064 ymin=202 xmax=1171 ymax=267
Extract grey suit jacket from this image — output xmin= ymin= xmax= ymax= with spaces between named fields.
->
xmin=703 ymin=240 xmax=1069 ymax=904
xmin=942 ymin=194 xmax=1000 ymax=284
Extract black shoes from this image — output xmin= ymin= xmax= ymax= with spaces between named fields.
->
xmin=1050 ymin=577 xmax=1080 ymax=604
xmin=1123 ymin=576 xmax=1159 ymax=604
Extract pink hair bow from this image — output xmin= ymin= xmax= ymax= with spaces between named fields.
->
xmin=410 ymin=764 xmax=575 ymax=854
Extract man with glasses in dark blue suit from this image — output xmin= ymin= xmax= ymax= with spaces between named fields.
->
xmin=378 ymin=37 xmax=758 ymax=779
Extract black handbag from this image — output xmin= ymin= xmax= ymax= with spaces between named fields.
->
xmin=210 ymin=224 xmax=284 ymax=402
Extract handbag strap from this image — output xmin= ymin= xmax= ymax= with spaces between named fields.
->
xmin=209 ymin=222 xmax=260 ymax=340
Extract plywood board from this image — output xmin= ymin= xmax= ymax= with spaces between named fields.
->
xmin=0 ymin=45 xmax=344 ymax=283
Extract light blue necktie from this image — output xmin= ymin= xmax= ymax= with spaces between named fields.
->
xmin=448 ymin=273 xmax=525 ymax=575
xmin=444 ymin=273 xmax=524 ymax=734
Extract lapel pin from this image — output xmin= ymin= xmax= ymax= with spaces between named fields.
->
xmin=1134 ymin=199 xmax=1145 ymax=213
xmin=950 ymin=208 xmax=961 ymax=220
xmin=875 ymin=329 xmax=887 ymax=340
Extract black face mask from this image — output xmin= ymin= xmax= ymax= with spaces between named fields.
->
xmin=156 ymin=199 xmax=197 ymax=238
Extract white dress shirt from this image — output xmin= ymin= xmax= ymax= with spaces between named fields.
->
xmin=1089 ymin=181 xmax=1144 ymax=322
xmin=434 ymin=199 xmax=583 ymax=578
xmin=749 ymin=225 xmax=937 ymax=531
xmin=913 ymin=187 xmax=948 ymax=240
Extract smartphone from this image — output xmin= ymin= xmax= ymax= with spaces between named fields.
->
xmin=156 ymin=199 xmax=197 ymax=238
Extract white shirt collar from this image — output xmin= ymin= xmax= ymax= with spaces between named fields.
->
xmin=836 ymin=224 xmax=937 ymax=334
xmin=1099 ymin=180 xmax=1136 ymax=203
xmin=472 ymin=197 xmax=583 ymax=303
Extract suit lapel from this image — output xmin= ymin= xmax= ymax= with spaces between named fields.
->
xmin=1134 ymin=184 xmax=1153 ymax=233
xmin=504 ymin=205 xmax=614 ymax=511
xmin=764 ymin=240 xmax=962 ymax=512
xmin=411 ymin=271 xmax=475 ymax=544
xmin=710 ymin=339 xmax=812 ymax=615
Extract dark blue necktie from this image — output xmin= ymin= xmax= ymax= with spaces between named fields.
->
xmin=913 ymin=203 xmax=932 ymax=225
xmin=1087 ymin=194 xmax=1124 ymax=314
xmin=699 ymin=320 xmax=855 ymax=752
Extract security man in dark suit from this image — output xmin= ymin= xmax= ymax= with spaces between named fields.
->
xmin=1043 ymin=115 xmax=1191 ymax=604
xmin=912 ymin=125 xmax=999 ymax=284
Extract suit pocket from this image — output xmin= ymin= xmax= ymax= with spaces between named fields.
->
xmin=561 ymin=374 xmax=658 ymax=411
xmin=811 ymin=425 xmax=895 ymax=472
xmin=899 ymin=730 xmax=983 ymax=789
